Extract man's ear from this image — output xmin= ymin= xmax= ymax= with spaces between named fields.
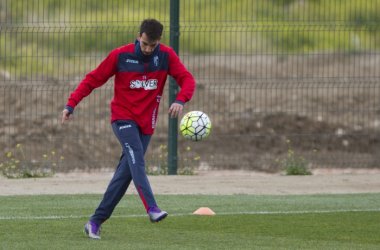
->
xmin=137 ymin=32 xmax=141 ymax=41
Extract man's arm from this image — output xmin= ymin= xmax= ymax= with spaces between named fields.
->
xmin=62 ymin=50 xmax=118 ymax=124
xmin=167 ymin=48 xmax=196 ymax=118
xmin=168 ymin=48 xmax=196 ymax=103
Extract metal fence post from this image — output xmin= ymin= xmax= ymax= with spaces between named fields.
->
xmin=168 ymin=0 xmax=180 ymax=175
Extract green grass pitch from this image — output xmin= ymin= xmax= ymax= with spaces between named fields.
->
xmin=1 ymin=193 xmax=380 ymax=249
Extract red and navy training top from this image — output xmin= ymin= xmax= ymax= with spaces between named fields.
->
xmin=65 ymin=40 xmax=196 ymax=135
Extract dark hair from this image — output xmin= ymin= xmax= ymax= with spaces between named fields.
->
xmin=139 ymin=19 xmax=164 ymax=41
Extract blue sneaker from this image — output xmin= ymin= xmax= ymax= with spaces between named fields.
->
xmin=84 ymin=221 xmax=102 ymax=239
xmin=148 ymin=206 xmax=168 ymax=222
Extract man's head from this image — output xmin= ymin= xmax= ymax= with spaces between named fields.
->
xmin=137 ymin=19 xmax=163 ymax=56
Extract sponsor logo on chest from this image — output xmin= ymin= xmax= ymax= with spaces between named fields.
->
xmin=130 ymin=79 xmax=158 ymax=90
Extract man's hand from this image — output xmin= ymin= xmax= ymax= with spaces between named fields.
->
xmin=168 ymin=103 xmax=183 ymax=118
xmin=61 ymin=109 xmax=72 ymax=124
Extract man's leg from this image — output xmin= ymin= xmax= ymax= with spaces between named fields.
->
xmin=85 ymin=149 xmax=133 ymax=239
xmin=84 ymin=122 xmax=134 ymax=239
xmin=113 ymin=120 xmax=157 ymax=210
xmin=113 ymin=120 xmax=167 ymax=222
xmin=89 ymin=152 xmax=132 ymax=226
xmin=139 ymin=132 xmax=168 ymax=222
xmin=85 ymin=120 xmax=166 ymax=239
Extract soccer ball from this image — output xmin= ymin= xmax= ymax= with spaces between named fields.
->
xmin=180 ymin=111 xmax=211 ymax=141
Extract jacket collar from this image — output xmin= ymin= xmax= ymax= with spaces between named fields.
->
xmin=135 ymin=39 xmax=160 ymax=62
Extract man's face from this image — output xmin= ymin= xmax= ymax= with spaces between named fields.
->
xmin=137 ymin=32 xmax=161 ymax=56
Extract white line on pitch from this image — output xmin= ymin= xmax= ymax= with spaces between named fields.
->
xmin=0 ymin=208 xmax=379 ymax=220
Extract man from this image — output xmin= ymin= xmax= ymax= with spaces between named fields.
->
xmin=61 ymin=19 xmax=195 ymax=239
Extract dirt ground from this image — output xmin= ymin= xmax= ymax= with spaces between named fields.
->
xmin=1 ymin=169 xmax=380 ymax=196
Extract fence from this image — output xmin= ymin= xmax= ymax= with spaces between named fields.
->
xmin=1 ymin=0 xmax=380 ymax=174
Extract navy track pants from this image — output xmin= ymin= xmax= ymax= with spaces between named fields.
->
xmin=90 ymin=120 xmax=156 ymax=225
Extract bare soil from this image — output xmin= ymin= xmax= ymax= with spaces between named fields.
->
xmin=1 ymin=169 xmax=380 ymax=196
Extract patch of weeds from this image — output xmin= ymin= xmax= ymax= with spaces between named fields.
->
xmin=276 ymin=140 xmax=313 ymax=175
xmin=1 ymin=144 xmax=64 ymax=179
xmin=146 ymin=145 xmax=207 ymax=175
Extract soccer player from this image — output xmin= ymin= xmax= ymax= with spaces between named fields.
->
xmin=61 ymin=19 xmax=196 ymax=239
